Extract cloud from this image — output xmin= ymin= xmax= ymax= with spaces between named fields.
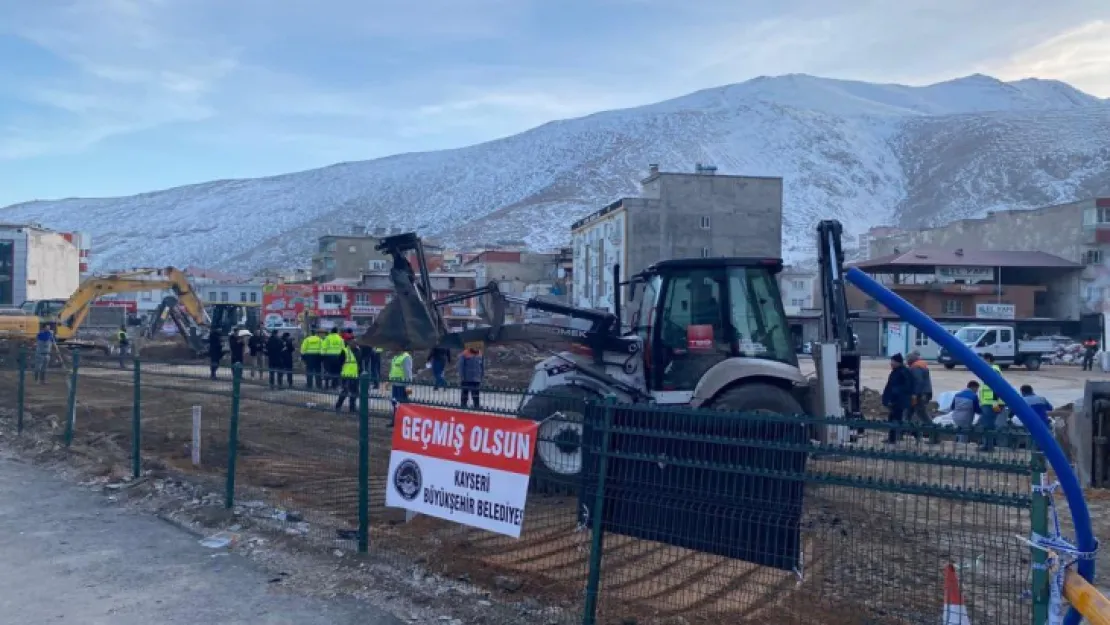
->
xmin=1 ymin=0 xmax=1108 ymax=172
xmin=983 ymin=20 xmax=1110 ymax=97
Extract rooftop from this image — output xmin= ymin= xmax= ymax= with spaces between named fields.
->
xmin=852 ymin=247 xmax=1080 ymax=270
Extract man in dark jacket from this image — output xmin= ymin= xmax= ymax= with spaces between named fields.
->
xmin=208 ymin=329 xmax=224 ymax=380
xmin=228 ymin=329 xmax=245 ymax=368
xmin=247 ymin=331 xmax=264 ymax=378
xmin=1083 ymin=337 xmax=1099 ymax=371
xmin=882 ymin=353 xmax=914 ymax=444
xmin=458 ymin=347 xmax=484 ymax=408
xmin=266 ymin=331 xmax=285 ymax=389
xmin=427 ymin=346 xmax=451 ymax=389
xmin=281 ymin=332 xmax=296 ymax=388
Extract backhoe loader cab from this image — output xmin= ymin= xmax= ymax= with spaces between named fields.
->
xmin=628 ymin=257 xmax=799 ymax=398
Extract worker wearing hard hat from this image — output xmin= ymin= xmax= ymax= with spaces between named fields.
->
xmin=300 ymin=327 xmax=324 ymax=389
xmin=321 ymin=327 xmax=345 ymax=389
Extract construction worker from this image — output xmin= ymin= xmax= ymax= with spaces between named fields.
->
xmin=300 ymin=328 xmax=324 ymax=389
xmin=322 ymin=327 xmax=345 ymax=389
xmin=1083 ymin=336 xmax=1099 ymax=371
xmin=34 ymin=325 xmax=54 ymax=383
xmin=335 ymin=337 xmax=360 ymax=413
xmin=361 ymin=345 xmax=383 ymax=389
xmin=117 ymin=325 xmax=130 ymax=369
xmin=977 ymin=353 xmax=1005 ymax=452
xmin=389 ymin=349 xmax=413 ymax=427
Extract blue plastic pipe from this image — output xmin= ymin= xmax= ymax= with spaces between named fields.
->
xmin=846 ymin=268 xmax=1095 ymax=625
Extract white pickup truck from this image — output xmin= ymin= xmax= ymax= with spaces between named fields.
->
xmin=937 ymin=324 xmax=1055 ymax=371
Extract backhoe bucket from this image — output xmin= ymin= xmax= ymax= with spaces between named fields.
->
xmin=361 ymin=269 xmax=445 ymax=351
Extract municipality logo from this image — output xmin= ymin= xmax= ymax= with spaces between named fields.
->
xmin=393 ymin=459 xmax=422 ymax=501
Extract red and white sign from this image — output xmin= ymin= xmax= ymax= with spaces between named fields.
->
xmin=686 ymin=324 xmax=714 ymax=350
xmin=385 ymin=404 xmax=538 ymax=538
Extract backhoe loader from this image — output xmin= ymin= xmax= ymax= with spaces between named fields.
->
xmin=361 ymin=222 xmax=861 ymax=485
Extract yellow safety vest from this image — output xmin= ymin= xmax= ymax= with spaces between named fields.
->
xmin=978 ymin=364 xmax=1003 ymax=406
xmin=341 ymin=346 xmax=359 ymax=379
xmin=300 ymin=335 xmax=322 ymax=355
xmin=389 ymin=352 xmax=411 ymax=381
xmin=322 ymin=333 xmax=344 ymax=356
xmin=118 ymin=330 xmax=127 ymax=343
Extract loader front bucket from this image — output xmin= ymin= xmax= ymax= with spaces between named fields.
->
xmin=361 ymin=270 xmax=445 ymax=351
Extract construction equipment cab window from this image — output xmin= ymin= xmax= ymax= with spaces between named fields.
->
xmin=637 ymin=264 xmax=794 ymax=391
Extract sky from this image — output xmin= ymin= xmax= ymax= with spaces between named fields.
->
xmin=1 ymin=0 xmax=1108 ymax=207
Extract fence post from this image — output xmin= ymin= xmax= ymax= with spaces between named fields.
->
xmin=582 ymin=398 xmax=615 ymax=625
xmin=358 ymin=371 xmax=370 ymax=553
xmin=131 ymin=357 xmax=141 ymax=479
xmin=64 ymin=349 xmax=80 ymax=447
xmin=225 ymin=363 xmax=243 ymax=509
xmin=1031 ymin=443 xmax=1050 ymax=625
xmin=16 ymin=345 xmax=26 ymax=435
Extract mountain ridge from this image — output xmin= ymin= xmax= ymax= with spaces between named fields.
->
xmin=3 ymin=73 xmax=1109 ymax=272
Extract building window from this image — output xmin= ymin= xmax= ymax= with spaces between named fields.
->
xmin=790 ymin=298 xmax=804 ymax=307
xmin=348 ymin=245 xmax=357 ymax=253
xmin=208 ymin=291 xmax=217 ymax=301
xmin=701 ymin=247 xmax=711 ymax=258
xmin=1100 ymin=207 xmax=1110 ymax=224
xmin=368 ymin=260 xmax=386 ymax=271
xmin=322 ymin=293 xmax=343 ymax=305
xmin=326 ymin=241 xmax=337 ymax=253
xmin=943 ymin=299 xmax=962 ymax=315
xmin=700 ymin=216 xmax=711 ymax=230
xmin=355 ymin=293 xmax=370 ymax=306
xmin=1083 ymin=249 xmax=1103 ymax=265
xmin=239 ymin=292 xmax=247 ymax=302
xmin=220 ymin=292 xmax=229 ymax=302
xmin=791 ymin=280 xmax=805 ymax=290
xmin=914 ymin=328 xmax=929 ymax=347
xmin=324 ymin=258 xmax=335 ymax=270
xmin=249 ymin=292 xmax=257 ymax=303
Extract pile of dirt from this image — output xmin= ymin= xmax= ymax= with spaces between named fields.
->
xmin=860 ymin=387 xmax=884 ymax=418
xmin=137 ymin=340 xmax=197 ymax=361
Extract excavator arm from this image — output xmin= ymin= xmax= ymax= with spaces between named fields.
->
xmin=53 ymin=267 xmax=208 ymax=340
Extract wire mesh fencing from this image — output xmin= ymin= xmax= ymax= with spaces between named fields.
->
xmin=0 ymin=353 xmax=1048 ymax=625
xmin=578 ymin=401 xmax=1039 ymax=625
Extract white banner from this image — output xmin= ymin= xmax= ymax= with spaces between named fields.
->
xmin=384 ymin=404 xmax=538 ymax=538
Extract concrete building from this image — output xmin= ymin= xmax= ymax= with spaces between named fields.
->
xmin=0 ymin=224 xmax=81 ymax=306
xmin=465 ymin=250 xmax=560 ymax=293
xmin=848 ymin=247 xmax=1083 ymax=358
xmin=868 ymin=197 xmax=1110 ymax=318
xmin=570 ymin=163 xmax=783 ymax=314
xmin=779 ymin=266 xmax=817 ymax=315
xmin=312 ymin=231 xmax=392 ymax=282
xmin=355 ymin=270 xmax=481 ymax=328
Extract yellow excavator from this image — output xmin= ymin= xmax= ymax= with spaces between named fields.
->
xmin=0 ymin=267 xmax=237 ymax=354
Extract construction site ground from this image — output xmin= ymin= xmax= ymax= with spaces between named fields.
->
xmin=1 ymin=354 xmax=1105 ymax=624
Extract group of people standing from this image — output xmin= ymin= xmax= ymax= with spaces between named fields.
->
xmin=202 ymin=324 xmax=486 ymax=417
xmin=883 ymin=350 xmax=1053 ymax=451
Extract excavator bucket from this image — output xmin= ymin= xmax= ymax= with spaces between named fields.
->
xmin=361 ymin=265 xmax=446 ymax=351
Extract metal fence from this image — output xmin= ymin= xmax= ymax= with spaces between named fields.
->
xmin=0 ymin=350 xmax=1049 ymax=624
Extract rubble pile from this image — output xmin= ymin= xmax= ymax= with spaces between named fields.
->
xmin=1047 ymin=343 xmax=1101 ymax=366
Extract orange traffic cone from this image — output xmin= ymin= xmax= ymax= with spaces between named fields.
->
xmin=942 ymin=563 xmax=971 ymax=625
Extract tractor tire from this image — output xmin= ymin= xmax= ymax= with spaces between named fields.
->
xmin=1025 ymin=358 xmax=1042 ymax=372
xmin=519 ymin=385 xmax=600 ymax=494
xmin=707 ymin=382 xmax=805 ymax=416
xmin=944 ymin=363 xmax=956 ymax=370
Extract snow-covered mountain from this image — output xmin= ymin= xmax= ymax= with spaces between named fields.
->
xmin=3 ymin=73 xmax=1108 ymax=272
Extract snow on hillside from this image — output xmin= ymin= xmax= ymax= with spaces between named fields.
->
xmin=2 ymin=73 xmax=1107 ymax=272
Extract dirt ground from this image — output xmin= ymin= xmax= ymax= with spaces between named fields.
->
xmin=2 ymin=352 xmax=1077 ymax=625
